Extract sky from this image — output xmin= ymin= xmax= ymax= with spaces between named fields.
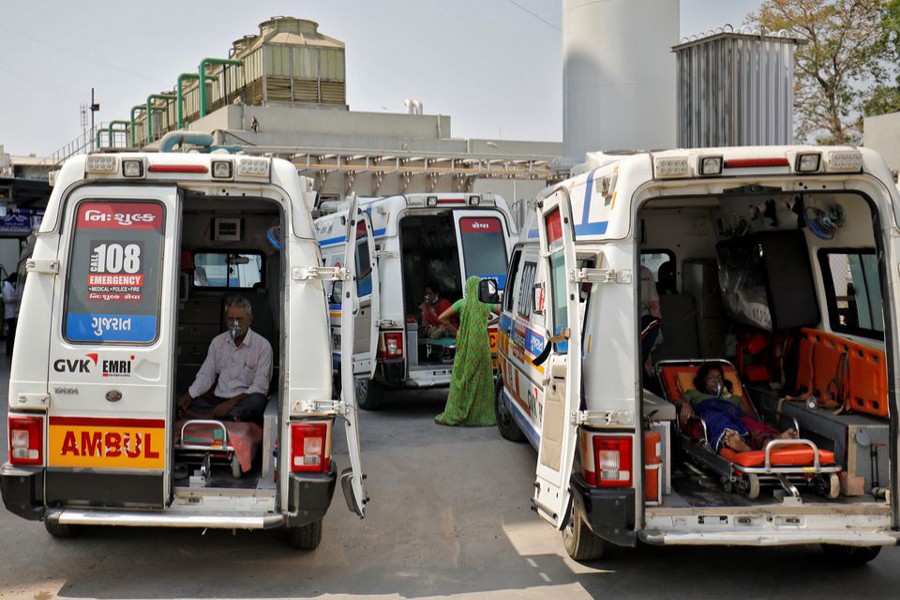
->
xmin=0 ymin=0 xmax=763 ymax=157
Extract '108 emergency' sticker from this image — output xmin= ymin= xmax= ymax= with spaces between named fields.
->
xmin=88 ymin=241 xmax=144 ymax=302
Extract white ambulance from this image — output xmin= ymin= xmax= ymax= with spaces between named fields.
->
xmin=314 ymin=193 xmax=515 ymax=408
xmin=491 ymin=146 xmax=900 ymax=563
xmin=0 ymin=139 xmax=371 ymax=549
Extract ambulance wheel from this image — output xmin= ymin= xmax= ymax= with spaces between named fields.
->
xmin=562 ymin=503 xmax=606 ymax=561
xmin=356 ymin=379 xmax=385 ymax=410
xmin=495 ymin=380 xmax=525 ymax=443
xmin=289 ymin=519 xmax=323 ymax=550
xmin=44 ymin=518 xmax=78 ymax=538
xmin=820 ymin=544 xmax=882 ymax=565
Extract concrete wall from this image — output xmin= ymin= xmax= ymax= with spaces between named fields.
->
xmin=864 ymin=112 xmax=900 ymax=175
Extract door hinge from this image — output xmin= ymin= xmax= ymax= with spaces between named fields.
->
xmin=292 ymin=399 xmax=348 ymax=415
xmin=26 ymin=258 xmax=59 ymax=275
xmin=293 ymin=266 xmax=348 ymax=281
xmin=570 ymin=268 xmax=630 ymax=284
xmin=573 ymin=409 xmax=635 ymax=426
xmin=375 ymin=250 xmax=397 ymax=259
xmin=14 ymin=392 xmax=50 ymax=409
xmin=377 ymin=319 xmax=400 ymax=328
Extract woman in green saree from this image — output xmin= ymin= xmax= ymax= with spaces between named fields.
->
xmin=434 ymin=276 xmax=499 ymax=426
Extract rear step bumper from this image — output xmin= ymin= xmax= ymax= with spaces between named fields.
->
xmin=640 ymin=529 xmax=900 ymax=547
xmin=49 ymin=507 xmax=285 ymax=530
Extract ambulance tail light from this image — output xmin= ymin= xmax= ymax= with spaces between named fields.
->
xmin=381 ymin=331 xmax=404 ymax=359
xmin=593 ymin=435 xmax=633 ymax=488
xmin=290 ymin=422 xmax=330 ymax=473
xmin=9 ymin=415 xmax=43 ymax=466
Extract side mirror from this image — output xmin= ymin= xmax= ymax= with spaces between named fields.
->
xmin=478 ymin=278 xmax=500 ymax=304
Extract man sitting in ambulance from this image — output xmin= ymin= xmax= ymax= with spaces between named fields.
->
xmin=178 ymin=295 xmax=273 ymax=424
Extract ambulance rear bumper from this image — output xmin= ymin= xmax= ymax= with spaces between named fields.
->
xmin=0 ymin=464 xmax=44 ymax=521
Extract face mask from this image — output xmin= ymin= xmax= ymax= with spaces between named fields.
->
xmin=424 ymin=294 xmax=438 ymax=305
xmin=229 ymin=319 xmax=245 ymax=340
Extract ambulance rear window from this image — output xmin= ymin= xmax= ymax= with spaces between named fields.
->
xmin=63 ymin=200 xmax=165 ymax=344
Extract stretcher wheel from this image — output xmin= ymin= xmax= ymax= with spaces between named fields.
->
xmin=745 ymin=474 xmax=760 ymax=500
xmin=231 ymin=454 xmax=242 ymax=479
xmin=817 ymin=473 xmax=840 ymax=499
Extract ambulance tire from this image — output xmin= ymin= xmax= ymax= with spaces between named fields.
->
xmin=495 ymin=379 xmax=525 ymax=443
xmin=563 ymin=503 xmax=606 ymax=561
xmin=820 ymin=544 xmax=881 ymax=565
xmin=356 ymin=379 xmax=385 ymax=410
xmin=289 ymin=519 xmax=323 ymax=550
xmin=44 ymin=518 xmax=78 ymax=538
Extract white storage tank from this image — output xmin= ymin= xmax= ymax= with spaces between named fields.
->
xmin=562 ymin=0 xmax=679 ymax=160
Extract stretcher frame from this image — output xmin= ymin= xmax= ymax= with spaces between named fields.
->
xmin=175 ymin=419 xmax=242 ymax=479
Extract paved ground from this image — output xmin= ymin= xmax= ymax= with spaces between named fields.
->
xmin=2 ymin=367 xmax=900 ymax=599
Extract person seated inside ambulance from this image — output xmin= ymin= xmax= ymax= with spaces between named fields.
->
xmin=177 ymin=294 xmax=273 ymax=425
xmin=420 ymin=282 xmax=457 ymax=339
xmin=676 ymin=363 xmax=798 ymax=453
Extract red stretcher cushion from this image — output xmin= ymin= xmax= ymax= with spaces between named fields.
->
xmin=719 ymin=444 xmax=836 ymax=467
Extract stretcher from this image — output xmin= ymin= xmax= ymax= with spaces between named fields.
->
xmin=174 ymin=419 xmax=263 ymax=480
xmin=656 ymin=359 xmax=841 ymax=500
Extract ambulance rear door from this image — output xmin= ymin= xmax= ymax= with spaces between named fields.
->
xmin=46 ymin=189 xmax=179 ymax=509
xmin=339 ymin=195 xmax=377 ymax=516
xmin=532 ymin=189 xmax=582 ymax=529
xmin=452 ymin=210 xmax=510 ymax=292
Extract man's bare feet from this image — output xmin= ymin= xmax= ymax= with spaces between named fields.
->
xmin=723 ymin=429 xmax=751 ymax=452
xmin=778 ymin=428 xmax=799 ymax=440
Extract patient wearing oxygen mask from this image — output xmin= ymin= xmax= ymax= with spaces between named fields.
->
xmin=178 ymin=295 xmax=273 ymax=425
xmin=677 ymin=363 xmax=797 ymax=453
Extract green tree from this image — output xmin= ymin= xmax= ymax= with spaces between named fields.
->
xmin=749 ymin=0 xmax=896 ymax=144
xmin=864 ymin=0 xmax=900 ymax=117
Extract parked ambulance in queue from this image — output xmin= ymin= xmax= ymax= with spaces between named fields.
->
xmin=490 ymin=145 xmax=900 ymax=563
xmin=314 ymin=192 xmax=515 ymax=409
xmin=0 ymin=134 xmax=371 ymax=549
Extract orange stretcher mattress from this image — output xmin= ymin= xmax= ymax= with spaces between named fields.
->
xmin=657 ymin=361 xmax=836 ymax=468
xmin=720 ymin=444 xmax=836 ymax=467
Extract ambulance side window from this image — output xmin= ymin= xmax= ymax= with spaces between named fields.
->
xmin=63 ymin=200 xmax=165 ymax=344
xmin=517 ymin=261 xmax=537 ymax=317
xmin=548 ymin=253 xmax=568 ymax=345
xmin=818 ymin=249 xmax=884 ymax=339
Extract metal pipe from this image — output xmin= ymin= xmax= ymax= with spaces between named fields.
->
xmin=146 ymin=94 xmax=176 ymax=144
xmin=158 ymin=131 xmax=214 ymax=153
xmin=198 ymin=58 xmax=241 ymax=118
xmin=107 ymin=120 xmax=129 ymax=149
xmin=176 ymin=73 xmax=218 ymax=130
xmin=130 ymin=105 xmax=147 ymax=148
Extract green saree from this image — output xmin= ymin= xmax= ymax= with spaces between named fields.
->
xmin=435 ymin=276 xmax=497 ymax=426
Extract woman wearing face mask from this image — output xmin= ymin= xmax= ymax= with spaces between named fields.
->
xmin=676 ymin=363 xmax=797 ymax=453
xmin=419 ymin=282 xmax=456 ymax=338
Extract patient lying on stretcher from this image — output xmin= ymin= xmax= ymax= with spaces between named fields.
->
xmin=676 ymin=363 xmax=798 ymax=453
